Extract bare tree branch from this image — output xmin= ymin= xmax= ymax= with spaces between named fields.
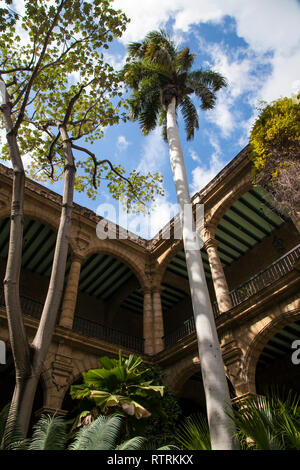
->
xmin=70 ymin=142 xmax=136 ymax=192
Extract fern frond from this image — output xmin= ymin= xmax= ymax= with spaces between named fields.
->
xmin=29 ymin=414 xmax=67 ymax=450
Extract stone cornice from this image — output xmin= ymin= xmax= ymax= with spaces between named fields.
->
xmin=0 ymin=144 xmax=251 ymax=257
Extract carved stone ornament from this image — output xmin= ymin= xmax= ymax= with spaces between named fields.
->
xmin=51 ymin=354 xmax=73 ymax=392
xmin=222 ymin=340 xmax=245 ymax=385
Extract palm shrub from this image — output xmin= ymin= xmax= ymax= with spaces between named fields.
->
xmin=0 ymin=408 xmax=176 ymax=450
xmin=175 ymin=391 xmax=300 ymax=450
xmin=230 ymin=392 xmax=300 ymax=450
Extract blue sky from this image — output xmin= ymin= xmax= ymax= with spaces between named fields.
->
xmin=4 ymin=0 xmax=300 ymax=238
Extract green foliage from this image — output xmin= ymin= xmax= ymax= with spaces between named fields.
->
xmin=230 ymin=391 xmax=300 ymax=450
xmin=175 ymin=413 xmax=211 ymax=450
xmin=29 ymin=414 xmax=67 ymax=450
xmin=0 ymin=407 xmax=176 ymax=450
xmin=175 ymin=391 xmax=300 ymax=451
xmin=0 ymin=0 xmax=163 ymax=211
xmin=250 ymin=96 xmax=300 ymax=178
xmin=249 ymin=96 xmax=300 ymax=221
xmin=70 ymin=352 xmax=165 ymax=420
xmin=0 ymin=403 xmax=27 ymax=450
xmin=131 ymin=364 xmax=182 ymax=448
xmin=123 ymin=29 xmax=227 ymax=141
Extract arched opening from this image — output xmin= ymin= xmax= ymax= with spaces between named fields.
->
xmin=161 ymin=249 xmax=215 ymax=347
xmin=72 ymin=252 xmax=144 ymax=352
xmin=214 ymin=186 xmax=299 ymax=309
xmin=177 ymin=370 xmax=236 ymax=418
xmin=0 ymin=216 xmax=71 ymax=320
xmin=255 ymin=320 xmax=300 ymax=398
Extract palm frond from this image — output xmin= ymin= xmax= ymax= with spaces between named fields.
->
xmin=116 ymin=436 xmax=146 ymax=450
xmin=0 ymin=403 xmax=27 ymax=450
xmin=180 ymin=95 xmax=199 ymax=140
xmin=177 ymin=47 xmax=195 ymax=72
xmin=143 ymin=30 xmax=177 ymax=67
xmin=229 ymin=396 xmax=283 ymax=450
xmin=175 ymin=413 xmax=211 ymax=450
xmin=29 ymin=414 xmax=67 ymax=450
xmin=189 ymin=70 xmax=227 ymax=92
xmin=69 ymin=414 xmax=123 ymax=450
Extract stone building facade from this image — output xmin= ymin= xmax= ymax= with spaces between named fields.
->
xmin=0 ymin=145 xmax=299 ymax=418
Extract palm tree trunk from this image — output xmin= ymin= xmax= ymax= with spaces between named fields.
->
xmin=166 ymin=96 xmax=236 ymax=450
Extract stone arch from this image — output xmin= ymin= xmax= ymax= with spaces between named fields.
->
xmin=23 ymin=207 xmax=60 ymax=233
xmin=154 ymin=239 xmax=184 ymax=288
xmin=0 ymin=209 xmax=59 ymax=238
xmin=243 ymin=307 xmax=300 ymax=393
xmin=164 ymin=353 xmax=201 ymax=394
xmin=206 ymin=176 xmax=252 ymax=233
xmin=79 ymin=241 xmax=148 ymax=292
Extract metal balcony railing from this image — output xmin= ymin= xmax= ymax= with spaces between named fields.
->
xmin=164 ymin=244 xmax=300 ymax=348
xmin=1 ymin=244 xmax=299 ymax=353
xmin=0 ymin=288 xmax=43 ymax=320
xmin=0 ymin=288 xmax=144 ymax=353
xmin=72 ymin=316 xmax=144 ymax=353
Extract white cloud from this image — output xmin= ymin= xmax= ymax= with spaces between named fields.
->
xmin=190 ymin=134 xmax=225 ymax=194
xmin=137 ymin=128 xmax=167 ymax=174
xmin=114 ymin=0 xmax=300 ymax=138
xmin=117 ymin=135 xmax=130 ymax=151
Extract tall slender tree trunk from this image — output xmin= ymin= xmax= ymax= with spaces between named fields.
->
xmin=166 ymin=97 xmax=235 ymax=450
xmin=3 ymin=117 xmax=76 ymax=435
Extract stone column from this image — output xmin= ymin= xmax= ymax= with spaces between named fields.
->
xmin=59 ymin=254 xmax=83 ymax=329
xmin=152 ymin=288 xmax=165 ymax=354
xmin=204 ymin=237 xmax=233 ymax=313
xmin=143 ymin=289 xmax=154 ymax=355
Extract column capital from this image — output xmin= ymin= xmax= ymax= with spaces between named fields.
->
xmin=203 ymin=237 xmax=219 ymax=251
xmin=198 ymin=222 xmax=217 ymax=243
xmin=70 ymin=252 xmax=85 ymax=263
xmin=143 ymin=287 xmax=152 ymax=295
xmin=152 ymin=286 xmax=163 ymax=294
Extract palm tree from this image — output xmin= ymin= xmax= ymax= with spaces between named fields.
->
xmin=123 ymin=30 xmax=235 ymax=449
xmin=0 ymin=406 xmax=176 ymax=450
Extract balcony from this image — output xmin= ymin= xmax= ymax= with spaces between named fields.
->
xmin=0 ymin=288 xmax=144 ymax=353
xmin=0 ymin=244 xmax=299 ymax=354
xmin=72 ymin=316 xmax=144 ymax=353
xmin=164 ymin=244 xmax=300 ymax=348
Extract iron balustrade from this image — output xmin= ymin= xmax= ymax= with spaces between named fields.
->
xmin=73 ymin=316 xmax=144 ymax=353
xmin=164 ymin=244 xmax=300 ymax=348
xmin=0 ymin=287 xmax=144 ymax=353
xmin=0 ymin=244 xmax=299 ymax=352
xmin=0 ymin=288 xmax=43 ymax=319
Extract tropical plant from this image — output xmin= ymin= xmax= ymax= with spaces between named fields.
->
xmin=123 ymin=29 xmax=235 ymax=449
xmin=0 ymin=407 xmax=177 ymax=451
xmin=0 ymin=404 xmax=27 ymax=450
xmin=70 ymin=352 xmax=165 ymax=422
xmin=230 ymin=391 xmax=300 ymax=450
xmin=175 ymin=391 xmax=300 ymax=450
xmin=0 ymin=0 xmax=163 ymax=436
xmin=249 ymin=96 xmax=300 ymax=232
xmin=176 ymin=413 xmax=211 ymax=451
xmin=124 ymin=364 xmax=182 ymax=448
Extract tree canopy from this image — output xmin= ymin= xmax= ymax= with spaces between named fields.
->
xmin=249 ymin=96 xmax=300 ymax=223
xmin=123 ymin=29 xmax=227 ymax=141
xmin=0 ymin=0 xmax=163 ymax=210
